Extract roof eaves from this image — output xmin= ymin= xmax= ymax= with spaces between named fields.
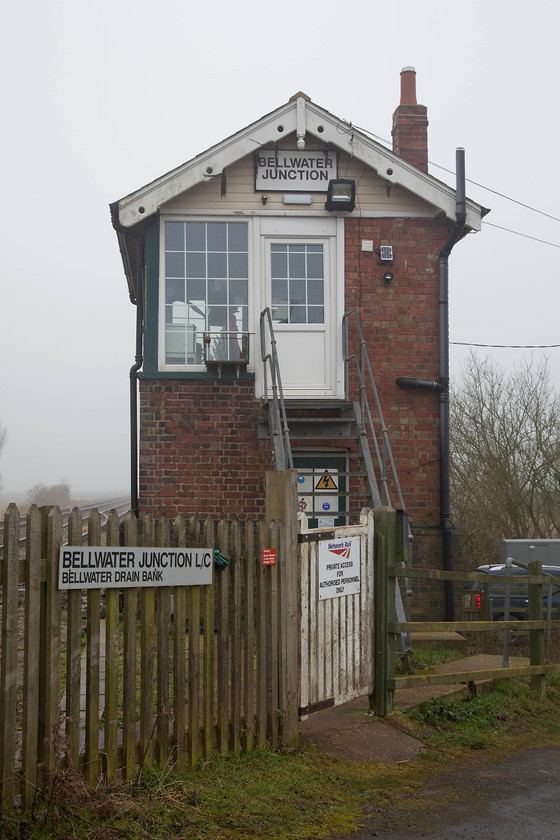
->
xmin=114 ymin=95 xmax=486 ymax=232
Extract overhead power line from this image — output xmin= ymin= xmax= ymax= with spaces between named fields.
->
xmin=353 ymin=124 xmax=560 ymax=229
xmin=451 ymin=341 xmax=560 ymax=349
xmin=429 ymin=161 xmax=560 ymax=223
xmin=482 ymin=221 xmax=560 ymax=249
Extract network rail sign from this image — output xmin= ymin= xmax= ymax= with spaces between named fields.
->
xmin=59 ymin=547 xmax=213 ymax=590
xmin=317 ymin=537 xmax=360 ymax=600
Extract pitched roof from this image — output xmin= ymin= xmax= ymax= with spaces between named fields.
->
xmin=111 ymin=93 xmax=487 ymax=299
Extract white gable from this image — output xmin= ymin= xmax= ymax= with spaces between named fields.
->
xmin=115 ymin=94 xmax=485 ymax=231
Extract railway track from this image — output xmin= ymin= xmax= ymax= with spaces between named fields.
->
xmin=0 ymin=496 xmax=131 ymax=552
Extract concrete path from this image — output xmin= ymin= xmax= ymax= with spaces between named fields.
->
xmin=299 ymin=654 xmax=529 ymax=764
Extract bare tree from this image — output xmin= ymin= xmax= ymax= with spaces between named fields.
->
xmin=26 ymin=479 xmax=72 ymax=509
xmin=450 ymin=352 xmax=560 ymax=567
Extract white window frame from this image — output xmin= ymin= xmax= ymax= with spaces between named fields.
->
xmin=158 ymin=216 xmax=254 ymax=372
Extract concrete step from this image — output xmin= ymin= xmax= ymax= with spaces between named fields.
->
xmin=410 ymin=631 xmax=468 ymax=654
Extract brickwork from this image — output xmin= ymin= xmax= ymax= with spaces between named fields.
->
xmin=139 ymin=378 xmax=271 ymax=519
xmin=345 ymin=215 xmax=451 ymax=528
xmin=391 ymin=103 xmax=429 ymax=172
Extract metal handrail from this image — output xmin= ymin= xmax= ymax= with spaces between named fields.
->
xmin=260 ymin=308 xmax=293 ymax=470
xmin=342 ymin=307 xmax=407 ymax=513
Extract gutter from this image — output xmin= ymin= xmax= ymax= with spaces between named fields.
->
xmin=110 ymin=202 xmax=145 ymax=517
xmin=396 ymin=148 xmax=467 ymax=620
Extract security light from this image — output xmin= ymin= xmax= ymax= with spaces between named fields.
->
xmin=325 ymin=179 xmax=356 ymax=212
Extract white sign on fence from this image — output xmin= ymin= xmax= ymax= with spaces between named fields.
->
xmin=317 ymin=536 xmax=360 ymax=600
xmin=59 ymin=546 xmax=213 ymax=590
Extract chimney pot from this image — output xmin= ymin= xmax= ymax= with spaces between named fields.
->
xmin=400 ymin=66 xmax=418 ymax=105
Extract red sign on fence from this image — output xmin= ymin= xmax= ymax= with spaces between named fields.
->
xmin=262 ymin=548 xmax=277 ymax=566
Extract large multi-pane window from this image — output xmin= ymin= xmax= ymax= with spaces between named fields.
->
xmin=164 ymin=221 xmax=248 ymax=364
xmin=270 ymin=243 xmax=324 ymax=324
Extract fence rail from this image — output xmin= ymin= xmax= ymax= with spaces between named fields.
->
xmin=372 ymin=506 xmax=560 ymax=716
xmin=0 ymin=497 xmax=298 ymax=814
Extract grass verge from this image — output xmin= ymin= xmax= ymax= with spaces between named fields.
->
xmin=5 ymin=674 xmax=560 ymax=840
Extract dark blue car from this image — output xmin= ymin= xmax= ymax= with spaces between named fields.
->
xmin=462 ymin=564 xmax=560 ymax=621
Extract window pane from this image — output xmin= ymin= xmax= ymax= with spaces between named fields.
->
xmin=208 ymin=306 xmax=227 ymax=328
xmin=228 ymin=223 xmax=248 ymax=252
xmin=166 ymin=278 xmax=184 ymax=304
xmin=235 ymin=305 xmax=248 ymax=331
xmin=185 ymin=222 xmax=206 ymax=251
xmin=307 ymin=251 xmax=323 ymax=278
xmin=186 ymin=278 xmax=205 ymax=301
xmin=208 ymin=252 xmax=227 ymax=278
xmin=271 ymin=278 xmax=288 ymax=305
xmin=308 ymin=306 xmax=324 ymax=324
xmin=229 ymin=278 xmax=248 ymax=305
xmin=186 ymin=252 xmax=206 ymax=278
xmin=186 ymin=304 xmax=205 ymax=332
xmin=207 ymin=223 xmax=227 ymax=251
xmin=165 ymin=252 xmax=184 ymax=278
xmin=290 ymin=306 xmax=306 ymax=323
xmin=289 ymin=249 xmax=305 ymax=278
xmin=208 ymin=278 xmax=227 ymax=303
xmin=165 ymin=222 xmax=184 ymax=251
xmin=228 ymin=253 xmax=248 ymax=278
xmin=271 ymin=248 xmax=287 ymax=278
xmin=290 ymin=279 xmax=306 ymax=305
xmin=307 ymin=277 xmax=324 ymax=305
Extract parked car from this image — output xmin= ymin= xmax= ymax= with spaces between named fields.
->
xmin=462 ymin=564 xmax=560 ymax=621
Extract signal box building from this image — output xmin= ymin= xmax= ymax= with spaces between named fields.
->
xmin=111 ymin=68 xmax=486 ymax=596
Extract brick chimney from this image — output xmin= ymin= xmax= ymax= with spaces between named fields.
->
xmin=392 ymin=66 xmax=428 ymax=172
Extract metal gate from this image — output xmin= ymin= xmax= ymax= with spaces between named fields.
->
xmin=298 ymin=508 xmax=374 ymax=716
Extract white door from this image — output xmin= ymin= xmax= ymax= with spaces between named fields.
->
xmin=259 ymin=218 xmax=343 ymax=400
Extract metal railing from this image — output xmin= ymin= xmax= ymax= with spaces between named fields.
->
xmin=342 ymin=307 xmax=407 ymax=513
xmin=260 ymin=308 xmax=293 ymax=470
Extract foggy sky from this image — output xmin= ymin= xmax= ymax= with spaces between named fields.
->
xmin=1 ymin=0 xmax=558 ymax=501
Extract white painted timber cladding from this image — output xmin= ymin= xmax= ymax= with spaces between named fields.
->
xmin=299 ymin=509 xmax=375 ymax=713
xmin=161 ymin=146 xmax=433 ymax=217
xmin=117 ymin=96 xmax=484 ymax=231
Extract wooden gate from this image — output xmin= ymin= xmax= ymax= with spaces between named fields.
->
xmin=298 ymin=509 xmax=374 ymax=715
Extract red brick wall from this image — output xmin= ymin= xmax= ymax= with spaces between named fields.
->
xmin=344 ymin=216 xmax=451 ymax=528
xmin=139 ymin=379 xmax=271 ymax=519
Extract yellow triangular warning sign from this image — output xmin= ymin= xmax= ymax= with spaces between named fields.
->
xmin=315 ymin=471 xmax=338 ymax=491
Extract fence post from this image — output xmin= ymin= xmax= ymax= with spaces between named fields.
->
xmin=22 ymin=505 xmax=42 ymax=810
xmin=122 ymin=512 xmax=138 ymax=780
xmin=528 ymin=556 xmax=545 ymax=695
xmin=265 ymin=470 xmax=299 ymax=747
xmin=0 ymin=504 xmax=19 ymax=814
xmin=370 ymin=506 xmax=397 ymax=717
xmin=38 ymin=506 xmax=62 ymax=780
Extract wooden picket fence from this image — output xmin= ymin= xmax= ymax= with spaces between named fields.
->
xmin=0 ymin=479 xmax=299 ymax=813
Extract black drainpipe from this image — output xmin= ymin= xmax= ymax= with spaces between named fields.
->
xmin=110 ymin=203 xmax=145 ymax=517
xmin=396 ymin=148 xmax=466 ymax=620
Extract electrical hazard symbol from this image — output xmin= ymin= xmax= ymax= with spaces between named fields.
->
xmin=314 ymin=471 xmax=338 ymax=491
